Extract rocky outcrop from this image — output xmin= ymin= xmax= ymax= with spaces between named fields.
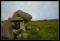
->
xmin=1 ymin=10 xmax=32 ymax=40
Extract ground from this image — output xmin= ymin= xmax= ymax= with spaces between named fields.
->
xmin=1 ymin=19 xmax=59 ymax=40
xmin=26 ymin=19 xmax=59 ymax=40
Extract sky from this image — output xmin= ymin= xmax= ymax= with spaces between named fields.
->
xmin=1 ymin=1 xmax=59 ymax=21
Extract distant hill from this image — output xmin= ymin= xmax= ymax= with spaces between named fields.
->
xmin=31 ymin=19 xmax=59 ymax=22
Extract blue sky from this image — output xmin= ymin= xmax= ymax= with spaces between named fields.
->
xmin=1 ymin=1 xmax=59 ymax=21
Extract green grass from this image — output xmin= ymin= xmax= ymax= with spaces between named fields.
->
xmin=26 ymin=20 xmax=59 ymax=40
xmin=1 ymin=19 xmax=59 ymax=40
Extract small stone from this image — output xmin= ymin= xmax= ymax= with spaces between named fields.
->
xmin=36 ymin=28 xmax=39 ymax=31
xmin=12 ymin=29 xmax=18 ymax=34
xmin=22 ymin=32 xmax=28 ymax=39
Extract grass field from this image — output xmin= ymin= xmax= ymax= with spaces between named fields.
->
xmin=25 ymin=19 xmax=59 ymax=40
xmin=1 ymin=19 xmax=59 ymax=40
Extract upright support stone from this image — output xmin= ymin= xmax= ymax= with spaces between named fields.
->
xmin=20 ymin=21 xmax=26 ymax=31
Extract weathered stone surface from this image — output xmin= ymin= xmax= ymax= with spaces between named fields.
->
xmin=1 ymin=21 xmax=12 ymax=36
xmin=12 ymin=10 xmax=32 ymax=22
xmin=20 ymin=22 xmax=26 ymax=31
xmin=9 ymin=17 xmax=23 ymax=22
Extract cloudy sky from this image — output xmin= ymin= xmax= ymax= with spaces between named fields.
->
xmin=1 ymin=1 xmax=59 ymax=21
